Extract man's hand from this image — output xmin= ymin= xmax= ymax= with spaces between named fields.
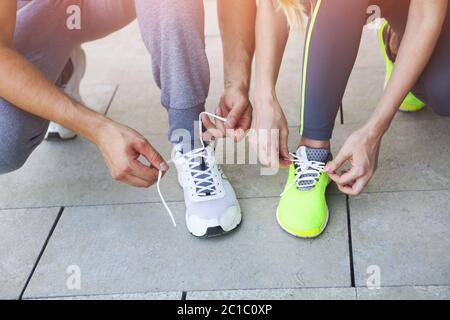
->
xmin=202 ymin=86 xmax=252 ymax=142
xmin=325 ymin=126 xmax=382 ymax=196
xmin=216 ymin=0 xmax=256 ymax=142
xmin=96 ymin=121 xmax=168 ymax=188
xmin=250 ymin=97 xmax=291 ymax=168
xmin=220 ymin=86 xmax=253 ymax=140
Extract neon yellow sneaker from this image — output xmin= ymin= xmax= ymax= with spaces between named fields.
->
xmin=378 ymin=20 xmax=426 ymax=112
xmin=276 ymin=146 xmax=332 ymax=239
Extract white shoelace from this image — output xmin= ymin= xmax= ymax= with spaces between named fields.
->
xmin=183 ymin=148 xmax=219 ymax=196
xmin=281 ymin=153 xmax=326 ymax=196
xmin=157 ymin=112 xmax=227 ymax=227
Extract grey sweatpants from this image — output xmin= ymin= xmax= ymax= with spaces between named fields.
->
xmin=0 ymin=0 xmax=209 ymax=174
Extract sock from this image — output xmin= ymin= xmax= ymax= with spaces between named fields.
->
xmin=167 ymin=103 xmax=205 ymax=153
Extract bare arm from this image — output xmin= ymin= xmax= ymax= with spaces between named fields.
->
xmin=251 ymin=0 xmax=291 ymax=167
xmin=327 ymin=0 xmax=448 ymax=195
xmin=0 ymin=0 xmax=103 ymax=142
xmin=255 ymin=0 xmax=289 ymax=100
xmin=206 ymin=0 xmax=256 ymax=140
xmin=367 ymin=0 xmax=448 ymax=135
xmin=218 ymin=0 xmax=256 ymax=92
xmin=0 ymin=1 xmax=167 ymax=187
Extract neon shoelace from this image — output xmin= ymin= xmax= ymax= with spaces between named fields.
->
xmin=157 ymin=112 xmax=227 ymax=227
xmin=281 ymin=153 xmax=326 ymax=196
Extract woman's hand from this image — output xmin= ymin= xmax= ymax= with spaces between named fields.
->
xmin=251 ymin=0 xmax=291 ymax=168
xmin=325 ymin=126 xmax=383 ymax=196
xmin=95 ymin=121 xmax=168 ymax=188
xmin=250 ymin=97 xmax=291 ymax=168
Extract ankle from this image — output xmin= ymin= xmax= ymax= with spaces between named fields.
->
xmin=299 ymin=137 xmax=331 ymax=150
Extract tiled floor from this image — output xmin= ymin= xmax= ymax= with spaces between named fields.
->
xmin=1 ymin=1 xmax=449 ymax=300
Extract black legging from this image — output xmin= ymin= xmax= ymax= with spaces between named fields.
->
xmin=301 ymin=0 xmax=450 ymax=141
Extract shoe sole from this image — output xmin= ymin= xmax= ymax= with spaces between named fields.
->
xmin=194 ymin=212 xmax=243 ymax=239
xmin=276 ymin=207 xmax=329 ymax=239
xmin=45 ymin=132 xmax=78 ymax=141
xmin=399 ymin=105 xmax=427 ymax=113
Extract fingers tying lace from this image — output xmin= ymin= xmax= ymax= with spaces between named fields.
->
xmin=157 ymin=112 xmax=228 ymax=227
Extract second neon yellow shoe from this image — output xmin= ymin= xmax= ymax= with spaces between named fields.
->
xmin=277 ymin=146 xmax=332 ymax=239
xmin=378 ymin=20 xmax=426 ymax=112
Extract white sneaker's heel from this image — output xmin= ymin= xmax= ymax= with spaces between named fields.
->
xmin=46 ymin=46 xmax=86 ymax=141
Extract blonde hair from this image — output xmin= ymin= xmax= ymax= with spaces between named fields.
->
xmin=278 ymin=0 xmax=310 ymax=27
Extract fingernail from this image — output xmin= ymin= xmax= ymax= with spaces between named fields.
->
xmin=160 ymin=162 xmax=169 ymax=172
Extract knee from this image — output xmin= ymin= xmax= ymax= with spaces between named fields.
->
xmin=0 ymin=99 xmax=48 ymax=174
xmin=0 ymin=126 xmax=44 ymax=175
xmin=0 ymin=131 xmax=45 ymax=174
xmin=0 ymin=147 xmax=30 ymax=175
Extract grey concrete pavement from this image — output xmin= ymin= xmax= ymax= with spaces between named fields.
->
xmin=0 ymin=208 xmax=60 ymax=300
xmin=351 ymin=190 xmax=450 ymax=287
xmin=22 ymin=196 xmax=350 ymax=298
xmin=1 ymin=1 xmax=449 ymax=299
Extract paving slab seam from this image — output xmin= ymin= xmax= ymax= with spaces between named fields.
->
xmin=185 ymin=285 xmax=356 ymax=293
xmin=356 ymin=284 xmax=450 ymax=289
xmin=345 ymin=195 xmax=356 ymax=288
xmin=103 ymin=84 xmax=119 ymax=116
xmin=355 ymin=285 xmax=450 ymax=299
xmin=24 ymin=291 xmax=184 ymax=300
xmin=2 ymin=187 xmax=449 ymax=211
xmin=19 ymin=207 xmax=65 ymax=300
xmin=358 ymin=188 xmax=450 ymax=195
xmin=0 ymin=194 xmax=355 ymax=211
xmin=0 ymin=205 xmax=62 ymax=212
xmin=24 ymin=286 xmax=449 ymax=300
xmin=184 ymin=287 xmax=358 ymax=300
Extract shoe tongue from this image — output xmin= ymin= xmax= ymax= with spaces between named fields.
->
xmin=294 ymin=146 xmax=330 ymax=191
xmin=296 ymin=146 xmax=330 ymax=163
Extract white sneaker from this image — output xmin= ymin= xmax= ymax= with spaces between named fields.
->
xmin=46 ymin=122 xmax=78 ymax=140
xmin=173 ymin=143 xmax=242 ymax=238
xmin=46 ymin=46 xmax=87 ymax=141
